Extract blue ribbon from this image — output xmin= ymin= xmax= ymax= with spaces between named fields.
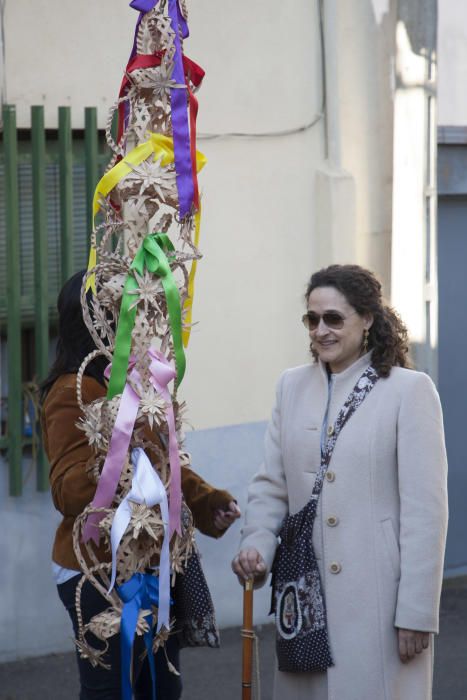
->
xmin=117 ymin=573 xmax=159 ymax=700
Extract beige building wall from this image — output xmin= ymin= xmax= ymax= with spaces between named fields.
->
xmin=4 ymin=0 xmax=135 ymax=129
xmin=438 ymin=1 xmax=467 ymax=125
xmin=5 ymin=0 xmax=325 ymax=429
xmin=314 ymin=0 xmax=396 ymax=295
xmin=3 ymin=0 xmax=399 ymax=428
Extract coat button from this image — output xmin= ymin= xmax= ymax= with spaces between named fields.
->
xmin=326 ymin=515 xmax=339 ymax=527
xmin=329 ymin=562 xmax=342 ymax=574
xmin=327 ymin=425 xmax=335 ymax=437
xmin=325 ymin=471 xmax=335 ymax=482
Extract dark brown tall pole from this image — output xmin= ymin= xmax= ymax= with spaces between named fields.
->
xmin=242 ymin=578 xmax=254 ymax=699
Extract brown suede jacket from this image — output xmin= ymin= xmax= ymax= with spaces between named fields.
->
xmin=42 ymin=374 xmax=233 ymax=570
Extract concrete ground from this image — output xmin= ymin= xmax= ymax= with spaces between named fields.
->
xmin=0 ymin=578 xmax=466 ymax=699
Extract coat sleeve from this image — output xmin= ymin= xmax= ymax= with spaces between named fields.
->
xmin=239 ymin=372 xmax=289 ymax=580
xmin=394 ymin=371 xmax=449 ymax=633
xmin=181 ymin=464 xmax=234 ymax=539
xmin=45 ymin=381 xmax=101 ymax=517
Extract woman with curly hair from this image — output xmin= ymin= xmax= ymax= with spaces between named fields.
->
xmin=232 ymin=264 xmax=448 ymax=700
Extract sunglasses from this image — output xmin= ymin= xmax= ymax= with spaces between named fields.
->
xmin=302 ymin=310 xmax=357 ymax=331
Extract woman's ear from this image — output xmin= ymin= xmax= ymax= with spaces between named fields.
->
xmin=364 ymin=314 xmax=374 ymax=331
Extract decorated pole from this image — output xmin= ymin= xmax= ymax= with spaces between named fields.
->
xmin=72 ymin=2 xmax=213 ymax=697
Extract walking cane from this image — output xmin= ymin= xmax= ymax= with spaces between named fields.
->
xmin=241 ymin=577 xmax=254 ymax=699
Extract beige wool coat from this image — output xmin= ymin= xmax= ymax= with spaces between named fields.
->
xmin=240 ymin=353 xmax=448 ymax=700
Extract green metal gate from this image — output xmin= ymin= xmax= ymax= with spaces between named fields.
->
xmin=0 ymin=104 xmax=110 ymax=496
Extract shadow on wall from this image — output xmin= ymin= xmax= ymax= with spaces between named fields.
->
xmin=185 ymin=420 xmax=271 ymax=629
xmin=0 ymin=456 xmax=73 ymax=663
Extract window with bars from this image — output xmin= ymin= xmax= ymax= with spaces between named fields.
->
xmin=0 ymin=133 xmax=108 ymax=327
xmin=0 ymin=113 xmax=110 ymax=495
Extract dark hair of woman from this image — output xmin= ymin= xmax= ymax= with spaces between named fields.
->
xmin=305 ymin=264 xmax=411 ymax=378
xmin=40 ymin=270 xmax=109 ymax=401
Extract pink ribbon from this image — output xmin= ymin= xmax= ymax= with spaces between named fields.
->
xmin=82 ymin=348 xmax=182 ymax=544
xmin=148 ymin=350 xmax=182 ymax=537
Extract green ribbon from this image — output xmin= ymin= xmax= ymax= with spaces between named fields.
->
xmin=107 ymin=233 xmax=186 ymax=400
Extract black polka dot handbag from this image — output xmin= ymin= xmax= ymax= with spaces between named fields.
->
xmin=270 ymin=366 xmax=379 ymax=672
xmin=172 ymin=541 xmax=220 ymax=648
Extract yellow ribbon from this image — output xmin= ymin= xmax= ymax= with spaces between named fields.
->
xmin=182 ymin=206 xmax=201 ymax=347
xmin=85 ymin=133 xmax=206 ymax=296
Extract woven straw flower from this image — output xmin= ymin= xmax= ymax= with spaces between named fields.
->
xmin=77 ymin=399 xmax=106 ymax=451
xmin=127 ymin=270 xmax=163 ymax=312
xmin=138 ymin=385 xmax=167 ymax=429
xmin=125 ymin=158 xmax=176 ymax=202
xmin=91 ymin=299 xmax=112 ymax=340
xmin=131 ymin=62 xmax=185 ymax=110
xmin=130 ymin=502 xmax=165 ymax=541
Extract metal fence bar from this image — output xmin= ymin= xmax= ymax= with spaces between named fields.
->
xmin=85 ymin=107 xmax=98 ymax=247
xmin=31 ymin=105 xmax=49 ymax=491
xmin=59 ymin=106 xmax=73 ymax=285
xmin=3 ymin=104 xmax=23 ymax=497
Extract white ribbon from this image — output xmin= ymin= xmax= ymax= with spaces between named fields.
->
xmin=108 ymin=447 xmax=171 ymax=632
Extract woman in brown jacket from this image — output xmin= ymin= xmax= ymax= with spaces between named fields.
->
xmin=41 ymin=271 xmax=240 ymax=700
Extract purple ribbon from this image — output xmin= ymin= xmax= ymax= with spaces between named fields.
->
xmin=175 ymin=0 xmax=189 ymax=39
xmin=129 ymin=0 xmax=158 ymax=11
xmin=167 ymin=0 xmax=194 ymax=218
xmin=128 ymin=1 xmax=187 ymax=58
xmin=129 ymin=0 xmax=160 ymax=61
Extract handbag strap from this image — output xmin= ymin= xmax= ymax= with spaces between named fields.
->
xmin=311 ymin=365 xmax=379 ymax=500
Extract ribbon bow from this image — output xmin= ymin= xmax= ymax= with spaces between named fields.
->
xmin=107 ymin=232 xmax=185 ymax=400
xmin=82 ymin=347 xmax=183 ymax=545
xmin=148 ymin=349 xmax=182 ymax=535
xmin=109 ymin=448 xmax=171 ymax=635
xmin=118 ymin=571 xmax=159 ymax=700
xmin=91 ymin=133 xmax=206 ymax=230
xmin=85 ymin=134 xmax=206 ymax=294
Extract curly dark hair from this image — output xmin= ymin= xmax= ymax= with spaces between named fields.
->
xmin=305 ymin=264 xmax=411 ymax=377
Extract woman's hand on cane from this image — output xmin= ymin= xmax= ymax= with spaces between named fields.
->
xmin=232 ymin=548 xmax=266 ymax=584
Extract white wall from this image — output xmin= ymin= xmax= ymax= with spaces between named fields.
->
xmin=180 ymin=0 xmax=324 ymax=428
xmin=318 ymin=0 xmax=396 ymax=293
xmin=4 ymin=0 xmax=134 ymax=129
xmin=438 ymin=1 xmax=467 ymax=125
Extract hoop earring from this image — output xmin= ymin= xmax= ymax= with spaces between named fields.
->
xmin=363 ymin=328 xmax=369 ymax=353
